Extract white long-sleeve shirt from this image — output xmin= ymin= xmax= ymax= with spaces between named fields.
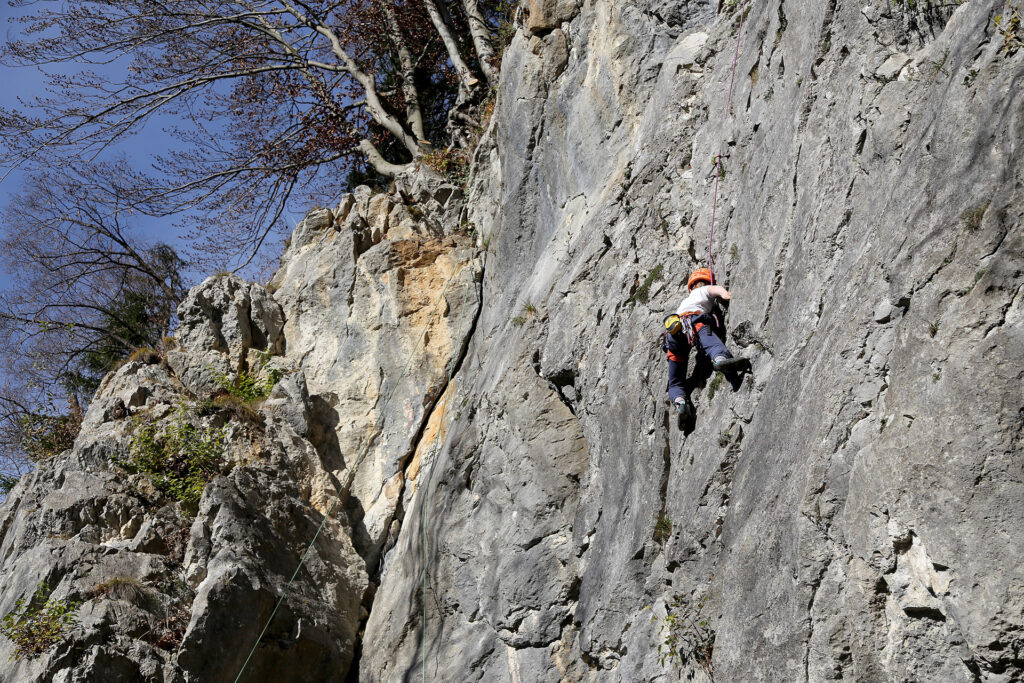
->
xmin=676 ymin=285 xmax=729 ymax=316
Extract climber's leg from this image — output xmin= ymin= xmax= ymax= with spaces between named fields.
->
xmin=667 ymin=358 xmax=687 ymax=404
xmin=695 ymin=324 xmax=730 ymax=363
xmin=667 ymin=358 xmax=694 ymax=423
xmin=695 ymin=325 xmax=748 ymax=372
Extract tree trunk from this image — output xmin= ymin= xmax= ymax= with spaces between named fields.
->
xmin=420 ymin=0 xmax=479 ymax=91
xmin=358 ymin=139 xmax=415 ymax=177
xmin=380 ymin=0 xmax=427 ymax=142
xmin=462 ymin=0 xmax=496 ymax=84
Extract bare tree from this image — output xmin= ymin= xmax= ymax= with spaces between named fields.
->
xmin=1 ymin=0 xmax=506 ymax=264
xmin=0 ymin=161 xmax=187 ymax=482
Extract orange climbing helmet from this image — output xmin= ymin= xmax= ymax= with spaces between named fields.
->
xmin=687 ymin=268 xmax=714 ymax=290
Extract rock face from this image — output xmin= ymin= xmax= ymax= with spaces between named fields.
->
xmin=1 ymin=0 xmax=1022 ymax=681
xmin=360 ymin=0 xmax=1024 ymax=681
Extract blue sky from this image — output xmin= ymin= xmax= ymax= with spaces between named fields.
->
xmin=0 ymin=3 xmax=200 ymax=289
xmin=0 ymin=3 xmax=323 ymax=289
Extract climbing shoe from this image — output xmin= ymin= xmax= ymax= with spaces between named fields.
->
xmin=712 ymin=355 xmax=748 ymax=372
xmin=674 ymin=398 xmax=694 ymax=427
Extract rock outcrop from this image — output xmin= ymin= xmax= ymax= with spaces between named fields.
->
xmin=0 ymin=176 xmax=480 ymax=681
xmin=1 ymin=0 xmax=1022 ymax=680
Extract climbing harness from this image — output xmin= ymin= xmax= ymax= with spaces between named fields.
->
xmin=706 ymin=0 xmax=749 ymax=281
xmin=233 ymin=258 xmax=474 ymax=683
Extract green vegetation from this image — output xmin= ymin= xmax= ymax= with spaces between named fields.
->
xmin=495 ymin=0 xmax=520 ymax=57
xmin=422 ymin=148 xmax=471 ymax=188
xmin=651 ymin=591 xmax=715 ymax=680
xmin=926 ymin=51 xmax=949 ymax=79
xmin=962 ymin=69 xmax=978 ymax=87
xmin=214 ymin=367 xmax=283 ymax=403
xmin=122 ymin=405 xmax=228 ymax=508
xmin=963 ymin=269 xmax=986 ymax=296
xmin=0 ymin=582 xmax=79 ymax=660
xmin=653 ymin=512 xmax=673 ymax=544
xmin=57 ymin=246 xmax=186 ymax=399
xmin=961 ymin=201 xmax=988 ymax=231
xmin=213 ymin=350 xmax=283 ymax=403
xmin=0 ymin=474 xmax=19 ymax=496
xmin=629 ymin=265 xmax=664 ymax=306
xmin=18 ymin=412 xmax=81 ymax=462
xmin=512 ymin=302 xmax=538 ymax=327
xmin=708 ymin=372 xmax=724 ymax=400
xmin=995 ymin=4 xmax=1022 ymax=55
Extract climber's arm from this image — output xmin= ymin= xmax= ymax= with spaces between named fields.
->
xmin=707 ymin=284 xmax=731 ymax=301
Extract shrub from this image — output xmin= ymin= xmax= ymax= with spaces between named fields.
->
xmin=18 ymin=411 xmax=81 ymax=462
xmin=0 ymin=582 xmax=79 ymax=660
xmin=121 ymin=405 xmax=227 ymax=508
xmin=961 ymin=202 xmax=988 ymax=231
xmin=511 ymin=315 xmax=527 ymax=327
xmin=651 ymin=591 xmax=715 ymax=680
xmin=94 ymin=577 xmax=148 ymax=606
xmin=995 ymin=4 xmax=1022 ymax=55
xmin=214 ymin=365 xmax=283 ymax=403
xmin=421 ymin=148 xmax=471 ymax=188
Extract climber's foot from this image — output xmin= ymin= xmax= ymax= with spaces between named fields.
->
xmin=675 ymin=398 xmax=694 ymax=428
xmin=712 ymin=355 xmax=749 ymax=372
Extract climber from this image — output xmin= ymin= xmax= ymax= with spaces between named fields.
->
xmin=662 ymin=268 xmax=747 ymax=423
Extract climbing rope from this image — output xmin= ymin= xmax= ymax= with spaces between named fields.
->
xmin=233 ymin=256 xmax=472 ymax=683
xmin=707 ymin=0 xmax=749 ymax=282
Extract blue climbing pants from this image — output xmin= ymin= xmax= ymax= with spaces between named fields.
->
xmin=667 ymin=358 xmax=687 ymax=403
xmin=663 ymin=314 xmax=732 ymax=404
xmin=694 ymin=323 xmax=730 ymax=361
